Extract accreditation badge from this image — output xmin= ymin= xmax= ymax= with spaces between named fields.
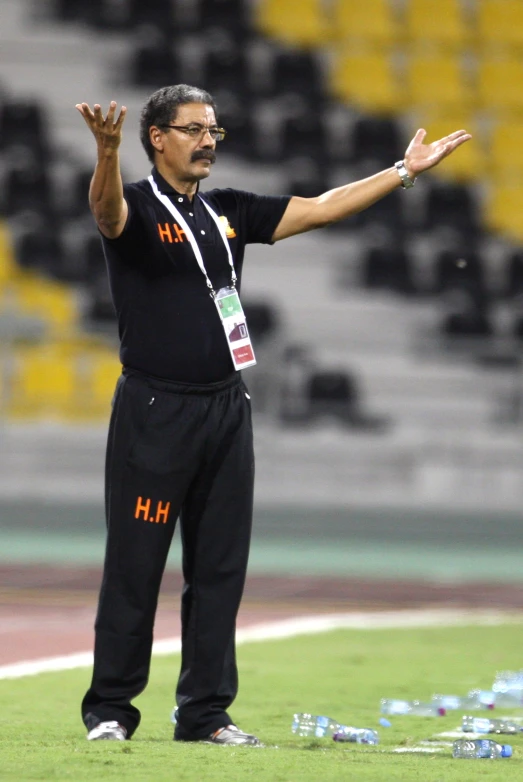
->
xmin=214 ymin=286 xmax=257 ymax=370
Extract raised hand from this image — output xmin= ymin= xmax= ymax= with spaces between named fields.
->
xmin=75 ymin=101 xmax=127 ymax=153
xmin=404 ymin=128 xmax=472 ymax=179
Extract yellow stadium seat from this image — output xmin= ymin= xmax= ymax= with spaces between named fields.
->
xmin=405 ymin=54 xmax=470 ymax=112
xmin=484 ymin=184 xmax=523 ymax=243
xmin=488 ymin=121 xmax=523 ymax=179
xmin=476 ymin=57 xmax=523 ymax=115
xmin=410 ymin=112 xmax=483 ymax=182
xmin=330 ymin=52 xmax=403 ymax=113
xmin=331 ymin=0 xmax=399 ymax=48
xmin=81 ymin=350 xmax=122 ymax=417
xmin=255 ymin=0 xmax=330 ymax=47
xmin=0 ymin=221 xmax=17 ymax=293
xmin=404 ymin=0 xmax=470 ymax=51
xmin=7 ymin=346 xmax=77 ymax=419
xmin=476 ymin=0 xmax=523 ymax=52
xmin=13 ymin=273 xmax=78 ymax=334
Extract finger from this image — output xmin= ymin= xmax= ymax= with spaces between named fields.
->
xmin=447 ymin=129 xmax=470 ymax=140
xmin=75 ymin=102 xmax=95 ymax=120
xmin=405 ymin=127 xmax=427 ymax=153
xmin=106 ymin=100 xmax=117 ymax=125
xmin=93 ymin=103 xmax=104 ymax=124
xmin=447 ymin=134 xmax=472 ymax=152
xmin=114 ymin=105 xmax=127 ymax=129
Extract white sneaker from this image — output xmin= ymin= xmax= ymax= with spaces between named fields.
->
xmin=87 ymin=720 xmax=127 ymax=741
xmin=205 ymin=725 xmax=263 ymax=746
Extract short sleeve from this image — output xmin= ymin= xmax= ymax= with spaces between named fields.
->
xmin=205 ymin=189 xmax=291 ymax=245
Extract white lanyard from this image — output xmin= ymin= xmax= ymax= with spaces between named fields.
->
xmin=148 ymin=175 xmax=237 ymax=295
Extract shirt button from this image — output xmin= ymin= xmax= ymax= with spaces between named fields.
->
xmin=201 ymin=230 xmax=206 ymax=235
xmin=178 ymin=197 xmax=183 ymax=203
xmin=189 ymin=212 xmax=193 ymax=217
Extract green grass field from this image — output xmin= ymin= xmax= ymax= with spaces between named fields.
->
xmin=2 ymin=622 xmax=523 ymax=781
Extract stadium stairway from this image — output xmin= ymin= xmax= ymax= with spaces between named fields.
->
xmin=1 ymin=0 xmax=523 ymax=517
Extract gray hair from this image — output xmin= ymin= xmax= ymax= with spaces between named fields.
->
xmin=139 ymin=84 xmax=217 ymax=163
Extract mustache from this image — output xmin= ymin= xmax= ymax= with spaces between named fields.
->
xmin=191 ymin=150 xmax=216 ymax=164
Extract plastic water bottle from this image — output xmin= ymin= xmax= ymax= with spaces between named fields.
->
xmin=431 ymin=690 xmax=495 ymax=711
xmin=380 ymin=699 xmax=446 ymax=716
xmin=452 ymin=738 xmax=512 ymax=759
xmin=291 ymin=714 xmax=379 ymax=744
xmin=492 ymin=670 xmax=523 ymax=705
xmin=462 ymin=716 xmax=523 ymax=735
xmin=493 ymin=669 xmax=523 ymax=692
xmin=332 ymin=728 xmax=379 ymax=745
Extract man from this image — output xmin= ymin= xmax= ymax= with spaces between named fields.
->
xmin=75 ymin=84 xmax=470 ymax=745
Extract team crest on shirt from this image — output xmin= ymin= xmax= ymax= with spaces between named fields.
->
xmin=218 ymin=215 xmax=237 ymax=239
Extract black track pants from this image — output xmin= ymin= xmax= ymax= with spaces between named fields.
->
xmin=81 ymin=369 xmax=255 ymax=740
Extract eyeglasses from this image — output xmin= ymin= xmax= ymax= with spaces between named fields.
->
xmin=161 ymin=124 xmax=227 ymax=142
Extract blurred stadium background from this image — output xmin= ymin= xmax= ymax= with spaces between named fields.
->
xmin=2 ymin=0 xmax=523 ymax=643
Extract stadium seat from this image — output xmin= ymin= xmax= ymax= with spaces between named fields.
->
xmin=331 ymin=0 xmax=399 ymax=48
xmin=202 ymin=30 xmax=250 ymax=99
xmin=242 ymin=300 xmax=280 ymax=344
xmin=305 ymin=369 xmax=390 ymax=430
xmin=80 ymin=350 xmax=122 ymax=417
xmin=0 ymin=100 xmax=48 ymax=156
xmin=307 ymin=369 xmax=359 ymax=420
xmin=476 ymin=57 xmax=523 ymax=115
xmin=16 ymin=230 xmax=66 ymax=279
xmin=424 ymin=180 xmax=479 ymax=236
xmin=210 ymin=90 xmax=257 ymax=159
xmin=129 ymin=28 xmax=180 ymax=88
xmin=434 ymin=249 xmax=486 ymax=295
xmin=484 ymin=184 xmax=523 ymax=243
xmin=0 ymin=221 xmax=17 ymax=293
xmin=255 ymin=0 xmax=330 ymax=47
xmin=488 ymin=121 xmax=523 ymax=179
xmin=198 ymin=0 xmax=252 ymax=38
xmin=267 ymin=50 xmax=325 ymax=100
xmin=347 ymin=115 xmax=405 ymax=167
xmin=330 ymin=51 xmax=403 ymax=113
xmin=356 ymin=189 xmax=404 ymax=232
xmin=3 ymin=166 xmax=53 ymax=219
xmin=284 ymin=157 xmax=330 ymax=198
xmin=280 ymin=113 xmax=328 ymax=163
xmin=439 ymin=285 xmax=494 ymax=338
xmin=67 ymin=168 xmax=94 ymax=218
xmin=360 ymin=246 xmax=415 ymax=295
xmin=7 ymin=347 xmax=77 ymax=419
xmin=53 ymin=0 xmax=91 ymax=22
xmin=405 ymin=54 xmax=470 ymax=112
xmin=505 ymin=250 xmax=523 ymax=298
xmin=476 ymin=0 xmax=523 ymax=52
xmin=404 ymin=0 xmax=470 ymax=51
xmin=127 ymin=0 xmax=176 ymax=31
xmin=14 ymin=274 xmax=79 ymax=334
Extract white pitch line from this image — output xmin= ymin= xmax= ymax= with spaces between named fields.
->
xmin=0 ymin=608 xmax=521 ymax=681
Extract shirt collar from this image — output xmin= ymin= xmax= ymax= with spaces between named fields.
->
xmin=151 ymin=167 xmax=200 ymax=206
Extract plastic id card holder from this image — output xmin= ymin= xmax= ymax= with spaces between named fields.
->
xmin=215 ymin=286 xmax=257 ymax=370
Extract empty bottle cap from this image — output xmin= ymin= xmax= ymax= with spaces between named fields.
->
xmin=501 ymin=745 xmax=512 ymax=758
xmin=437 ymin=707 xmax=446 ymax=716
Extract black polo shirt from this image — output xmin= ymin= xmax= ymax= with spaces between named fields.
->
xmin=101 ymin=168 xmax=290 ymax=383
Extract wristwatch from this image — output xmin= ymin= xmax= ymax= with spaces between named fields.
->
xmin=395 ymin=160 xmax=415 ymax=189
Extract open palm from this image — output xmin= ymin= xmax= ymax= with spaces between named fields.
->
xmin=404 ymin=128 xmax=472 ymax=178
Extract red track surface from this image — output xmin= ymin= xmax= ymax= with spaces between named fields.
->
xmin=2 ymin=565 xmax=523 ymax=666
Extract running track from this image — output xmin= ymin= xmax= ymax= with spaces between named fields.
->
xmin=3 ymin=565 xmax=523 ymax=667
